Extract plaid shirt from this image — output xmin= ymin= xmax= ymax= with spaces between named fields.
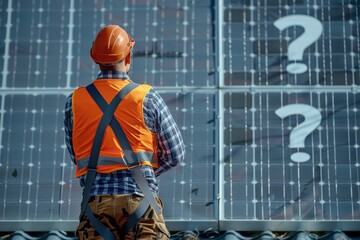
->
xmin=64 ymin=71 xmax=185 ymax=196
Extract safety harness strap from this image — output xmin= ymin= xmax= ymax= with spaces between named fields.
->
xmin=85 ymin=205 xmax=115 ymax=240
xmin=85 ymin=82 xmax=161 ymax=215
xmin=81 ymin=82 xmax=162 ymax=239
xmin=120 ymin=198 xmax=149 ymax=236
xmin=79 ymin=82 xmax=138 ymax=240
xmin=81 ymin=82 xmax=138 ymax=216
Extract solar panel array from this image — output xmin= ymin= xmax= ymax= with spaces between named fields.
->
xmin=222 ymin=0 xmax=359 ymax=225
xmin=0 ymin=0 xmax=359 ymax=231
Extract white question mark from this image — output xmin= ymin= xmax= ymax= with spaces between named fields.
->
xmin=274 ymin=15 xmax=323 ymax=74
xmin=275 ymin=104 xmax=322 ymax=163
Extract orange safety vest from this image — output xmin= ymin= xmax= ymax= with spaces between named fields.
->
xmin=72 ymin=79 xmax=158 ymax=177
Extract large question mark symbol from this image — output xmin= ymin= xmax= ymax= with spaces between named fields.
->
xmin=274 ymin=15 xmax=323 ymax=74
xmin=275 ymin=104 xmax=322 ymax=163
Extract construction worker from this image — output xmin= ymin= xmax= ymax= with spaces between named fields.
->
xmin=64 ymin=25 xmax=185 ymax=239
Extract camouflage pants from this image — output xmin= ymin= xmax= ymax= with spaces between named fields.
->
xmin=76 ymin=194 xmax=170 ymax=240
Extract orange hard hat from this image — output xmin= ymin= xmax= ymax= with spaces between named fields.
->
xmin=90 ymin=25 xmax=135 ymax=65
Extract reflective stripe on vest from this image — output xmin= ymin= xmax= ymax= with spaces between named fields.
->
xmin=77 ymin=151 xmax=155 ymax=170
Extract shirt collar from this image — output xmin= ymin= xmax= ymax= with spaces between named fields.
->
xmin=96 ymin=70 xmax=130 ymax=80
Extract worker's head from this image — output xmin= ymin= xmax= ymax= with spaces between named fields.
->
xmin=90 ymin=25 xmax=135 ymax=73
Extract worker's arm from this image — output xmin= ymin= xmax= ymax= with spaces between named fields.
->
xmin=143 ymin=89 xmax=185 ymax=177
xmin=64 ymin=93 xmax=76 ymax=164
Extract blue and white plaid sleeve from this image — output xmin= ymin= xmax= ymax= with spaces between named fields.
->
xmin=143 ymin=89 xmax=185 ymax=176
xmin=64 ymin=93 xmax=76 ymax=164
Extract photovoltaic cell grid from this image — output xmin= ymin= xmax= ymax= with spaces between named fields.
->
xmin=7 ymin=0 xmax=69 ymax=88
xmin=0 ymin=0 xmax=217 ymax=223
xmin=223 ymin=92 xmax=360 ymax=220
xmin=72 ymin=0 xmax=214 ymax=87
xmin=158 ymin=92 xmax=216 ymax=220
xmin=222 ymin=0 xmax=360 ymax=222
xmin=0 ymin=0 xmax=360 ymax=231
xmin=0 ymin=0 xmax=8 ymax=88
xmin=0 ymin=95 xmax=71 ymax=220
xmin=0 ymin=92 xmax=215 ymax=221
xmin=224 ymin=0 xmax=359 ymax=86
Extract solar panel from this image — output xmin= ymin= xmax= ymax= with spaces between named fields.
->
xmin=224 ymin=0 xmax=359 ymax=86
xmin=0 ymin=0 xmax=359 ymax=232
xmin=158 ymin=92 xmax=216 ymax=221
xmin=223 ymin=92 xmax=360 ymax=220
xmin=0 ymin=94 xmax=67 ymax=220
xmin=0 ymin=0 xmax=217 ymax=229
xmin=221 ymin=0 xmax=360 ymax=227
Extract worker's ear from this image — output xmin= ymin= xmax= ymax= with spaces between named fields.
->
xmin=125 ymin=53 xmax=131 ymax=73
xmin=125 ymin=53 xmax=131 ymax=66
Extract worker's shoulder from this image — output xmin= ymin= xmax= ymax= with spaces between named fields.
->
xmin=66 ymin=86 xmax=85 ymax=97
xmin=68 ymin=86 xmax=88 ymax=100
xmin=133 ymin=83 xmax=153 ymax=93
xmin=138 ymin=83 xmax=153 ymax=89
xmin=73 ymin=86 xmax=87 ymax=92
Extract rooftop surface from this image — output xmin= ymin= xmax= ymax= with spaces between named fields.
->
xmin=1 ymin=230 xmax=359 ymax=240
